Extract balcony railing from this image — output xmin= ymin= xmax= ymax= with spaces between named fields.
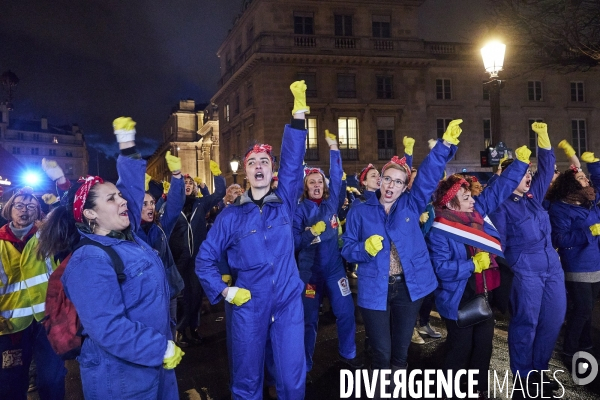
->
xmin=340 ymin=148 xmax=359 ymax=161
xmin=4 ymin=133 xmax=83 ymax=146
xmin=305 ymin=148 xmax=319 ymax=161
xmin=378 ymin=148 xmax=395 ymax=160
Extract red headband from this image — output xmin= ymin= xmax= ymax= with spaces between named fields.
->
xmin=439 ymin=178 xmax=469 ymax=207
xmin=470 ymin=176 xmax=479 ymax=183
xmin=381 ymin=156 xmax=411 ymax=179
xmin=359 ymin=164 xmax=376 ymax=183
xmin=569 ymin=164 xmax=581 ymax=173
xmin=244 ymin=144 xmax=274 ymax=167
xmin=73 ymin=176 xmax=104 ymax=223
xmin=304 ymin=168 xmax=322 ymax=177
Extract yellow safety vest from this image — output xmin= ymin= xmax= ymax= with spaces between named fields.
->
xmin=0 ymin=233 xmax=57 ymax=335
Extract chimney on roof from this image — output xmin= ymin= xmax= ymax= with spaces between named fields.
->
xmin=72 ymin=124 xmax=80 ymax=134
xmin=41 ymin=117 xmax=48 ymax=130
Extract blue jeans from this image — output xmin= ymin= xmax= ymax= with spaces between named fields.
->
xmin=359 ymin=276 xmax=423 ymax=369
xmin=0 ymin=321 xmax=66 ymax=400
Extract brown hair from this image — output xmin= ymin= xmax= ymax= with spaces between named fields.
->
xmin=2 ymin=192 xmax=42 ymax=222
xmin=302 ymin=172 xmax=330 ymax=201
xmin=433 ymin=174 xmax=471 ymax=209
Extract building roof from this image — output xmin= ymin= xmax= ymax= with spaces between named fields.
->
xmin=8 ymin=119 xmax=77 ymax=135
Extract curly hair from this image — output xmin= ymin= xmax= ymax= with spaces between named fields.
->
xmin=545 ymin=169 xmax=585 ymax=202
xmin=433 ymin=174 xmax=471 ymax=209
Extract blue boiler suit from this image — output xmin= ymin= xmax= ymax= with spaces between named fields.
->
xmin=196 ymin=124 xmax=307 ymax=400
xmin=489 ymin=148 xmax=566 ymax=376
xmin=294 ymin=150 xmax=356 ymax=371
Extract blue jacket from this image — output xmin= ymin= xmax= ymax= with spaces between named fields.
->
xmin=294 ymin=150 xmax=344 ymax=281
xmin=342 ymin=140 xmax=456 ymax=309
xmin=426 ymin=159 xmax=529 ymax=319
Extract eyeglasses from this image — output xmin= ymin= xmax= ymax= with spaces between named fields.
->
xmin=381 ymin=176 xmax=406 ymax=187
xmin=13 ymin=203 xmax=37 ymax=211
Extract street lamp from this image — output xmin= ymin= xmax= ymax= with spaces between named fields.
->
xmin=230 ymin=155 xmax=240 ymax=184
xmin=481 ymin=40 xmax=506 ymax=146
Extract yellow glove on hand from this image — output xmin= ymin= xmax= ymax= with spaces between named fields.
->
xmin=342 ymin=172 xmax=347 ymax=181
xmin=210 ymin=160 xmax=222 ymax=176
xmin=41 ymin=158 xmax=65 ymax=181
xmin=581 ymin=152 xmax=600 ymax=163
xmin=325 ymin=129 xmax=337 ymax=147
xmin=403 ymin=136 xmax=415 ymax=156
xmin=165 ymin=151 xmax=182 ymax=173
xmin=0 ymin=316 xmax=14 ymax=332
xmin=442 ymin=119 xmax=463 ymax=145
xmin=310 ymin=221 xmax=326 ymax=236
xmin=225 ymin=287 xmax=251 ymax=306
xmin=113 ymin=116 xmax=136 ymax=143
xmin=145 ymin=173 xmax=152 ymax=191
xmin=515 ymin=145 xmax=532 ymax=164
xmin=290 ymin=80 xmax=310 ymax=115
xmin=558 ymin=140 xmax=576 ymax=158
xmin=163 ymin=181 xmax=171 ymax=194
xmin=428 ymin=139 xmax=437 ymax=150
xmin=590 ymin=224 xmax=600 ymax=236
xmin=163 ymin=340 xmax=184 ymax=369
xmin=193 ymin=177 xmax=203 ymax=185
xmin=472 ymin=252 xmax=491 ymax=274
xmin=222 ymin=275 xmax=233 ymax=287
xmin=419 ymin=211 xmax=429 ymax=224
xmin=365 ymin=235 xmax=384 ymax=257
xmin=41 ymin=193 xmax=58 ymax=205
xmin=531 ymin=122 xmax=550 ymax=149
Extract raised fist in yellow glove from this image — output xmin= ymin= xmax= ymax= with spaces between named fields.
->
xmin=531 ymin=122 xmax=550 ymax=149
xmin=310 ymin=221 xmax=326 ymax=236
xmin=113 ymin=117 xmax=136 ymax=143
xmin=290 ymin=80 xmax=310 ymax=115
xmin=581 ymin=152 xmax=600 ymax=163
xmin=472 ymin=252 xmax=491 ymax=273
xmin=419 ymin=211 xmax=429 ymax=224
xmin=210 ymin=160 xmax=222 ymax=176
xmin=515 ymin=145 xmax=532 ymax=164
xmin=165 ymin=151 xmax=182 ymax=173
xmin=41 ymin=193 xmax=58 ymax=205
xmin=442 ymin=119 xmax=463 ymax=145
xmin=163 ymin=340 xmax=185 ymax=369
xmin=342 ymin=172 xmax=347 ymax=181
xmin=403 ymin=136 xmax=415 ymax=156
xmin=145 ymin=173 xmax=152 ymax=191
xmin=163 ymin=181 xmax=171 ymax=194
xmin=558 ymin=140 xmax=576 ymax=158
xmin=193 ymin=177 xmax=203 ymax=186
xmin=325 ymin=129 xmax=337 ymax=147
xmin=0 ymin=316 xmax=14 ymax=333
xmin=222 ymin=274 xmax=233 ymax=287
xmin=590 ymin=224 xmax=600 ymax=236
xmin=365 ymin=235 xmax=384 ymax=257
xmin=225 ymin=287 xmax=251 ymax=306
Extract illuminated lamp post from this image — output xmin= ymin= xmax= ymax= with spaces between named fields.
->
xmin=230 ymin=155 xmax=240 ymax=184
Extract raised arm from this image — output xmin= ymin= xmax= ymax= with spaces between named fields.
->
xmin=529 ymin=122 xmax=556 ymax=202
xmin=325 ymin=130 xmax=343 ymax=209
xmin=159 ymin=151 xmax=185 ymax=237
xmin=403 ymin=136 xmax=415 ymax=169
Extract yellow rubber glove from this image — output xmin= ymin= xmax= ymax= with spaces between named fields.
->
xmin=290 ymin=80 xmax=310 ymax=115
xmin=0 ymin=316 xmax=14 ymax=332
xmin=165 ymin=151 xmax=182 ymax=172
xmin=472 ymin=252 xmax=491 ymax=273
xmin=365 ymin=235 xmax=384 ymax=257
xmin=428 ymin=139 xmax=437 ymax=150
xmin=403 ymin=136 xmax=415 ymax=156
xmin=41 ymin=193 xmax=58 ymax=205
xmin=163 ymin=181 xmax=171 ymax=194
xmin=531 ymin=122 xmax=550 ymax=149
xmin=581 ymin=152 xmax=600 ymax=163
xmin=310 ymin=221 xmax=326 ymax=236
xmin=590 ymin=224 xmax=600 ymax=236
xmin=342 ymin=172 xmax=347 ymax=181
xmin=515 ymin=145 xmax=532 ymax=164
xmin=325 ymin=129 xmax=337 ymax=147
xmin=210 ymin=160 xmax=222 ymax=176
xmin=442 ymin=119 xmax=463 ymax=145
xmin=225 ymin=287 xmax=251 ymax=306
xmin=196 ymin=191 xmax=203 ymax=198
xmin=113 ymin=117 xmax=136 ymax=143
xmin=557 ymin=140 xmax=576 ymax=158
xmin=193 ymin=177 xmax=203 ymax=185
xmin=222 ymin=275 xmax=233 ymax=287
xmin=163 ymin=340 xmax=184 ymax=369
xmin=419 ymin=211 xmax=429 ymax=224
xmin=145 ymin=173 xmax=152 ymax=191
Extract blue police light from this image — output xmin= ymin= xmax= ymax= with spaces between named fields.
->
xmin=23 ymin=171 xmax=41 ymax=186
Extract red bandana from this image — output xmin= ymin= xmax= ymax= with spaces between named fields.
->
xmin=359 ymin=164 xmax=376 ymax=183
xmin=439 ymin=178 xmax=469 ymax=207
xmin=73 ymin=176 xmax=104 ymax=223
xmin=570 ymin=164 xmax=581 ymax=173
xmin=304 ymin=168 xmax=322 ymax=177
xmin=470 ymin=176 xmax=479 ymax=183
xmin=244 ymin=144 xmax=274 ymax=167
xmin=381 ymin=156 xmax=411 ymax=179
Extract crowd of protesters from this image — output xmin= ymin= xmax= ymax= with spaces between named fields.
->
xmin=0 ymin=81 xmax=599 ymax=400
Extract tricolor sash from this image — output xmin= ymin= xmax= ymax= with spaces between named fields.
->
xmin=431 ymin=217 xmax=504 ymax=257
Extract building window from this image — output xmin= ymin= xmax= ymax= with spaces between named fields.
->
xmin=436 ymin=119 xmax=454 ymax=139
xmin=338 ymin=117 xmax=359 ymax=160
xmin=305 ymin=117 xmax=319 ymax=161
xmin=436 ymin=79 xmax=452 ymax=100
xmin=572 ymin=119 xmax=587 ymax=156
xmin=53 ymin=136 xmax=58 ymax=144
xmin=376 ymin=76 xmax=393 ymax=99
xmin=49 ymin=149 xmax=56 ymax=156
xmin=33 ymin=133 xmax=40 ymax=141
xmin=225 ymin=103 xmax=230 ymax=122
xmin=294 ymin=12 xmax=314 ymax=35
xmin=297 ymin=73 xmax=317 ymax=98
xmin=235 ymin=45 xmax=242 ymax=61
xmin=66 ymin=151 xmax=73 ymax=157
xmin=17 ymin=132 xmax=24 ymax=140
xmin=12 ymin=147 xmax=20 ymax=154
xmin=372 ymin=15 xmax=391 ymax=38
xmin=337 ymin=74 xmax=356 ymax=98
xmin=246 ymin=82 xmax=253 ymax=106
xmin=31 ymin=148 xmax=39 ymax=155
xmin=234 ymin=95 xmax=240 ymax=115
xmin=528 ymin=81 xmax=542 ymax=101
xmin=247 ymin=23 xmax=254 ymax=41
xmin=334 ymin=15 xmax=353 ymax=36
xmin=483 ymin=82 xmax=490 ymax=100
xmin=483 ymin=119 xmax=491 ymax=147
xmin=528 ymin=118 xmax=544 ymax=157
xmin=571 ymin=82 xmax=584 ymax=102
xmin=226 ymin=54 xmax=232 ymax=71
xmin=377 ymin=117 xmax=395 ymax=160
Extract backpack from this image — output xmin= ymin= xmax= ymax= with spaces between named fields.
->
xmin=42 ymin=237 xmax=125 ymax=360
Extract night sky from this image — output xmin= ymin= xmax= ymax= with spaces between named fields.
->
xmin=0 ymin=0 xmax=489 ymax=162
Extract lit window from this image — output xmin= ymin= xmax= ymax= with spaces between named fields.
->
xmin=338 ymin=117 xmax=359 ymax=160
xmin=305 ymin=117 xmax=318 ymax=161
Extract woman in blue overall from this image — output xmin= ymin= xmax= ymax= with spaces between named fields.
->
xmin=196 ymin=81 xmax=309 ymax=400
xmin=425 ymin=150 xmax=529 ymax=398
xmin=342 ymin=120 xmax=461 ymax=380
xmin=37 ymin=117 xmax=183 ymax=399
xmin=546 ymin=148 xmax=600 ymax=360
xmin=294 ymin=130 xmax=360 ymax=373
xmin=489 ymin=122 xmax=565 ymax=392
